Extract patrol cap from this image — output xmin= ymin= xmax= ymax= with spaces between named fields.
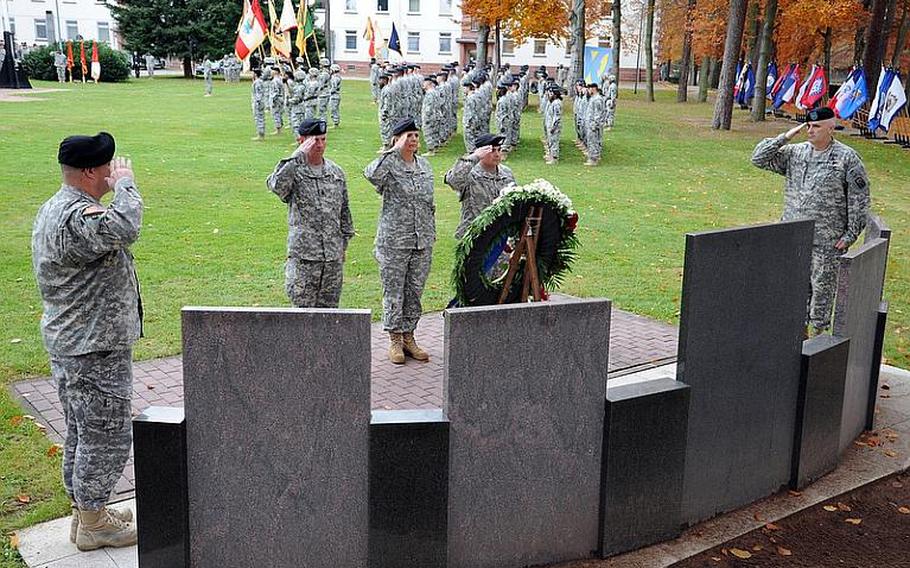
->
xmin=391 ymin=118 xmax=419 ymax=137
xmin=806 ymin=107 xmax=835 ymax=122
xmin=297 ymin=119 xmax=327 ymax=137
xmin=474 ymin=133 xmax=504 ymax=148
xmin=58 ymin=132 xmax=115 ymax=169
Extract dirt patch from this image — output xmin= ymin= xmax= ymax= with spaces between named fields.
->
xmin=673 ymin=470 xmax=910 ymax=568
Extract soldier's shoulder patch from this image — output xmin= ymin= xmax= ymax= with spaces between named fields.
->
xmin=853 ymin=175 xmax=867 ymax=189
xmin=82 ymin=205 xmax=106 ymax=217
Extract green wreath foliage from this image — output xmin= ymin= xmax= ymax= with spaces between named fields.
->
xmin=452 ymin=180 xmax=580 ymax=307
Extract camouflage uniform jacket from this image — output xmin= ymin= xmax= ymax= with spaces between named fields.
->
xmin=751 ymin=134 xmax=870 ymax=247
xmin=32 ymin=180 xmax=143 ymax=356
xmin=445 ymin=155 xmax=516 ymax=239
xmin=545 ymin=98 xmax=562 ymax=134
xmin=268 ymin=156 xmax=354 ymax=261
xmin=364 ymin=151 xmax=436 ymax=250
xmin=330 ymin=74 xmax=342 ymax=96
xmin=252 ymin=78 xmax=265 ymax=106
xmin=585 ymin=93 xmax=606 ymax=127
xmin=574 ymin=94 xmax=588 ymax=127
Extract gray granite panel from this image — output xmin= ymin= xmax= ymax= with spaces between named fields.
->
xmin=601 ymin=378 xmax=689 ymax=557
xmin=832 ymin=239 xmax=888 ymax=453
xmin=867 ymin=303 xmax=888 ymax=430
xmin=677 ymin=220 xmax=813 ymax=524
xmin=444 ymin=300 xmax=611 ymax=568
xmin=791 ymin=336 xmax=850 ymax=490
xmin=863 ymin=216 xmax=891 ymax=298
xmin=182 ymin=308 xmax=371 ymax=568
xmin=369 ymin=409 xmax=448 ymax=568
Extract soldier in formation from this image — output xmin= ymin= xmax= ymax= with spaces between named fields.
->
xmin=462 ymin=77 xmax=488 ymax=153
xmin=364 ymin=118 xmax=436 ymax=365
xmin=375 ymin=65 xmax=427 ymax=151
xmin=317 ymin=57 xmax=331 ymax=119
xmin=544 ymin=84 xmax=563 ymax=165
xmin=421 ymin=75 xmax=445 ymax=156
xmin=605 ymin=74 xmax=617 ymax=130
xmin=54 ymin=50 xmax=67 ymax=83
xmin=267 ymin=119 xmax=354 ymax=308
xmin=573 ymin=80 xmax=588 ymax=154
xmin=305 ymin=66 xmax=321 ymax=120
xmin=444 ymin=133 xmax=516 ymax=240
xmin=751 ymin=106 xmax=871 ymax=335
xmin=202 ymin=56 xmax=214 ymax=97
xmin=288 ymin=65 xmax=308 ymax=134
xmin=269 ymin=67 xmax=286 ymax=135
xmin=328 ymin=64 xmax=342 ymax=127
xmin=251 ymin=69 xmax=266 ymax=141
xmin=370 ymin=58 xmax=381 ymax=103
xmin=584 ymin=83 xmax=607 ymax=166
xmin=33 ymin=132 xmax=141 ymax=551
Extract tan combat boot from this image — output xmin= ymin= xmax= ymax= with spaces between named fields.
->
xmin=70 ymin=504 xmax=134 ymax=544
xmin=75 ymin=508 xmax=137 ymax=551
xmin=402 ymin=332 xmax=430 ymax=361
xmin=388 ymin=332 xmax=406 ymax=365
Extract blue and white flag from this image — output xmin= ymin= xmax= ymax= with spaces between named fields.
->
xmin=868 ymin=69 xmax=907 ymax=132
xmin=766 ymin=62 xmax=778 ymax=97
xmin=773 ymin=64 xmax=799 ymax=109
xmin=388 ymin=22 xmax=401 ymax=55
xmin=831 ymin=68 xmax=867 ymax=120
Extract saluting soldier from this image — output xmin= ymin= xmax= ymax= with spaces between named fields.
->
xmin=364 ymin=118 xmax=436 ymax=364
xmin=751 ymin=107 xmax=871 ymax=334
xmin=267 ymin=119 xmax=354 ymax=308
xmin=444 ymin=133 xmax=516 ymax=239
xmin=32 ymin=133 xmax=141 ymax=552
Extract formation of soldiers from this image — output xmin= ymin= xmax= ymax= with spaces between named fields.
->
xmin=251 ymin=56 xmax=343 ymax=141
xmin=221 ymin=54 xmax=242 ymax=83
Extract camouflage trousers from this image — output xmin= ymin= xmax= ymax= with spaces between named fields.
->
xmin=375 ymin=246 xmax=433 ymax=333
xmin=329 ymin=95 xmax=341 ymax=126
xmin=463 ymin=127 xmax=476 ymax=153
xmin=317 ymin=96 xmax=329 ymax=119
xmin=285 ymin=258 xmax=344 ymax=308
xmin=423 ymin=121 xmax=443 ymax=151
xmin=505 ymin=122 xmax=520 ymax=151
xmin=204 ymin=77 xmax=213 ymax=95
xmin=606 ymin=105 xmax=616 ymax=128
xmin=304 ymin=102 xmax=317 ymax=120
xmin=271 ymin=101 xmax=285 ymax=130
xmin=56 ymin=66 xmax=66 ymax=82
xmin=575 ymin=118 xmax=586 ymax=145
xmin=808 ymin=246 xmax=844 ymax=332
xmin=586 ymin=125 xmax=603 ymax=162
xmin=290 ymin=107 xmax=304 ymax=135
xmin=547 ymin=131 xmax=561 ymax=160
xmin=51 ymin=349 xmax=133 ymax=512
xmin=252 ymin=102 xmax=265 ymax=136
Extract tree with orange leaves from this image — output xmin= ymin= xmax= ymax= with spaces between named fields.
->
xmin=775 ymin=0 xmax=866 ymax=72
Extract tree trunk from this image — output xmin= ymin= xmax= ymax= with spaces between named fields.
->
xmin=698 ymin=55 xmax=710 ymax=102
xmin=571 ymin=0 xmax=585 ymax=84
xmin=880 ymin=0 xmax=898 ymax=59
xmin=745 ymin=0 xmax=761 ymax=71
xmin=476 ymin=24 xmax=489 ymax=66
xmin=324 ymin=0 xmax=332 ymax=60
xmin=855 ymin=0 xmax=873 ymax=65
xmin=183 ymin=55 xmax=193 ymax=78
xmin=709 ymin=56 xmax=721 ymax=88
xmin=712 ymin=0 xmax=749 ymax=130
xmin=891 ymin=0 xmax=909 ymax=66
xmin=823 ymin=27 xmax=832 ymax=76
xmin=611 ymin=0 xmax=622 ymax=80
xmin=494 ymin=21 xmax=501 ymax=81
xmin=751 ymin=0 xmax=777 ymax=121
xmin=677 ymin=0 xmax=697 ymax=102
xmin=645 ymin=0 xmax=656 ymax=101
xmin=864 ymin=0 xmax=888 ymax=91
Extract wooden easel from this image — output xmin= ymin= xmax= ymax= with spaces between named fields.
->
xmin=497 ymin=206 xmax=544 ymax=304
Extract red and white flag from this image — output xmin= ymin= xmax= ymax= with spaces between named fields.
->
xmin=798 ymin=65 xmax=827 ymax=110
xmin=235 ymin=0 xmax=268 ymax=61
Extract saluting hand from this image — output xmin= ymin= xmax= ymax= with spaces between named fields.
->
xmin=784 ymin=122 xmax=807 ymax=141
xmin=294 ymin=136 xmax=317 ymax=159
xmin=392 ymin=134 xmax=409 ymax=152
xmin=105 ymin=156 xmax=135 ymax=189
xmin=472 ymin=145 xmax=493 ymax=160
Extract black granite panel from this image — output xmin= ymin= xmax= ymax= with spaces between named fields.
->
xmin=182 ymin=308 xmax=371 ymax=568
xmin=445 ymin=300 xmax=611 ymax=568
xmin=832 ymin=239 xmax=888 ymax=452
xmin=369 ymin=409 xmax=448 ymax=568
xmin=133 ymin=406 xmax=188 ymax=568
xmin=600 ymin=379 xmax=689 ymax=557
xmin=791 ymin=336 xmax=850 ymax=490
xmin=677 ymin=220 xmax=813 ymax=524
xmin=866 ymin=303 xmax=889 ymax=430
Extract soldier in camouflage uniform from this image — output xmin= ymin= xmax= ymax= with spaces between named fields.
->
xmin=304 ymin=67 xmax=320 ymax=120
xmin=316 ymin=57 xmax=331 ymax=120
xmin=202 ymin=56 xmax=214 ymax=96
xmin=54 ymin=50 xmax=67 ymax=82
xmin=267 ymin=119 xmax=354 ymax=307
xmin=251 ymin=69 xmax=266 ymax=140
xmin=544 ymin=85 xmax=563 ymax=164
xmin=502 ymin=80 xmax=522 ymax=153
xmin=751 ymin=106 xmax=871 ymax=334
xmin=584 ymin=82 xmax=606 ymax=166
xmin=328 ymin=64 xmax=343 ymax=127
xmin=605 ymin=74 xmax=617 ymax=130
xmin=445 ymin=133 xmax=516 ymax=239
xmin=269 ymin=67 xmax=285 ymax=134
xmin=421 ymin=76 xmax=444 ymax=156
xmin=573 ymin=80 xmax=588 ymax=153
xmin=288 ymin=67 xmax=308 ymax=134
xmin=370 ymin=58 xmax=380 ymax=103
xmin=364 ymin=118 xmax=436 ymax=364
xmin=32 ymin=133 xmax=141 ymax=552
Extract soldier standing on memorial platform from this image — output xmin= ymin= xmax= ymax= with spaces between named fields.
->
xmin=364 ymin=118 xmax=436 ymax=365
xmin=32 ymin=132 xmax=141 ymax=552
xmin=267 ymin=119 xmax=354 ymax=308
xmin=751 ymin=106 xmax=871 ymax=335
xmin=444 ymin=133 xmax=516 ymax=240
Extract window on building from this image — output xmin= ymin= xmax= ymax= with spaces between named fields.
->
xmin=345 ymin=30 xmax=357 ymax=50
xmin=439 ymin=32 xmax=451 ymax=54
xmin=34 ymin=19 xmax=47 ymax=39
xmin=470 ymin=19 xmax=479 ymax=32
xmin=377 ymin=0 xmax=388 ymax=12
xmin=502 ymin=35 xmax=514 ymax=55
xmin=345 ymin=0 xmax=356 ymax=11
xmin=533 ymin=38 xmax=546 ymax=56
xmin=66 ymin=20 xmax=78 ymax=40
xmin=97 ymin=21 xmax=110 ymax=43
xmin=439 ymin=0 xmax=452 ymax=15
xmin=407 ymin=31 xmax=419 ymax=53
xmin=408 ymin=0 xmax=420 ymax=13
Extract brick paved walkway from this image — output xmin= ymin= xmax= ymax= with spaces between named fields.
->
xmin=10 ymin=305 xmax=677 ymax=502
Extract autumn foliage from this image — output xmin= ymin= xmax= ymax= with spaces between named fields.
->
xmin=461 ymin=0 xmax=613 ymax=44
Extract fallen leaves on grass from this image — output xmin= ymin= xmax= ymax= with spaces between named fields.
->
xmin=885 ymin=450 xmax=899 ymax=457
xmin=10 ymin=338 xmax=22 ymax=344
xmin=837 ymin=502 xmax=853 ymax=512
xmin=897 ymin=506 xmax=910 ymax=514
xmin=16 ymin=494 xmax=30 ymax=504
xmin=730 ymin=548 xmax=752 ymax=559
xmin=47 ymin=443 xmax=63 ymax=457
xmin=823 ymin=505 xmax=839 ymax=512
xmin=788 ymin=490 xmax=802 ymax=497
xmin=777 ymin=546 xmax=793 ymax=556
xmin=764 ymin=522 xmax=782 ymax=531
xmin=9 ymin=415 xmax=23 ymax=427
xmin=9 ymin=533 xmax=18 ymax=549
xmin=845 ymin=518 xmax=863 ymax=525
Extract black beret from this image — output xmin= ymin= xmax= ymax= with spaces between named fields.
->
xmin=472 ymin=77 xmax=484 ymax=86
xmin=548 ymin=85 xmax=564 ymax=95
xmin=806 ymin=107 xmax=835 ymax=122
xmin=587 ymin=83 xmax=600 ymax=89
xmin=575 ymin=79 xmax=586 ymax=86
xmin=474 ymin=133 xmax=504 ymax=148
xmin=297 ymin=119 xmax=327 ymax=136
xmin=424 ymin=76 xmax=437 ymax=84
xmin=391 ymin=118 xmax=419 ymax=137
xmin=462 ymin=79 xmax=474 ymax=87
xmin=58 ymin=132 xmax=115 ymax=169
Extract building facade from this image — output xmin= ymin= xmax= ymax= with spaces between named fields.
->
xmin=0 ymin=0 xmax=118 ymax=48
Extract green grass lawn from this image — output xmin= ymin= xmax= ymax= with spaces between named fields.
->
xmin=1 ymin=76 xmax=908 ymax=563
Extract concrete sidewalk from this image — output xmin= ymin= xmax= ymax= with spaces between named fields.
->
xmin=14 ymin=365 xmax=910 ymax=567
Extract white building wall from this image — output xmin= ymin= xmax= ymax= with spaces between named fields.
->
xmin=1 ymin=0 xmax=118 ymax=48
xmin=316 ymin=0 xmax=462 ymax=65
